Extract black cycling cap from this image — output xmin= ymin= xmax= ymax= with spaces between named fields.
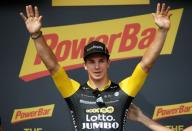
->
xmin=83 ymin=41 xmax=110 ymax=61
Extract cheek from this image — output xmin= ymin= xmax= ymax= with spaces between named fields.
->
xmin=84 ymin=64 xmax=93 ymax=71
xmin=85 ymin=66 xmax=93 ymax=72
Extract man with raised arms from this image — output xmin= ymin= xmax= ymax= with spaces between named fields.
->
xmin=20 ymin=3 xmax=172 ymax=131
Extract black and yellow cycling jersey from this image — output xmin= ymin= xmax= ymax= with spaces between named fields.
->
xmin=52 ymin=63 xmax=148 ymax=131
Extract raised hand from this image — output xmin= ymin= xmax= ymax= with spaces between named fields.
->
xmin=152 ymin=3 xmax=172 ymax=30
xmin=20 ymin=5 xmax=42 ymax=34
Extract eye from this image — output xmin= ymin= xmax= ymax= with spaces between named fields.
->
xmin=99 ymin=59 xmax=105 ymax=63
xmin=87 ymin=60 xmax=95 ymax=64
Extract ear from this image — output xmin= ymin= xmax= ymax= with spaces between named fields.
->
xmin=84 ymin=63 xmax=87 ymax=70
xmin=107 ymin=59 xmax=111 ymax=68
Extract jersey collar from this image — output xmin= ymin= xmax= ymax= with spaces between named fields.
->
xmin=87 ymin=80 xmax=111 ymax=92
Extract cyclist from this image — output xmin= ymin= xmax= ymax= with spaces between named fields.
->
xmin=20 ymin=3 xmax=172 ymax=130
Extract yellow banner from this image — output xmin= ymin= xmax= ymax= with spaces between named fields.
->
xmin=11 ymin=104 xmax=55 ymax=123
xmin=52 ymin=0 xmax=149 ymax=6
xmin=19 ymin=9 xmax=183 ymax=81
xmin=153 ymin=102 xmax=192 ymax=120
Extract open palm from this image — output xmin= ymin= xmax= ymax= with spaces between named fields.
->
xmin=152 ymin=3 xmax=172 ymax=30
xmin=20 ymin=5 xmax=42 ymax=34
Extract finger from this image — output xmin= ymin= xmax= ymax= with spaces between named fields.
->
xmin=165 ymin=6 xmax=171 ymax=16
xmin=156 ymin=3 xmax=161 ymax=15
xmin=19 ymin=12 xmax=27 ymax=21
xmin=28 ymin=5 xmax=34 ymax=17
xmin=168 ymin=13 xmax=172 ymax=19
xmin=34 ymin=6 xmax=39 ymax=17
xmin=38 ymin=15 xmax=43 ymax=22
xmin=26 ymin=5 xmax=30 ymax=18
xmin=160 ymin=3 xmax=166 ymax=15
xmin=152 ymin=13 xmax=156 ymax=18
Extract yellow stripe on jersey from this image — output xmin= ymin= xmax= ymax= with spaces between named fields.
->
xmin=87 ymin=80 xmax=111 ymax=91
xmin=119 ymin=63 xmax=148 ymax=97
xmin=52 ymin=67 xmax=80 ymax=98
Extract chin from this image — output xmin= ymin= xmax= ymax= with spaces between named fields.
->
xmin=92 ymin=76 xmax=103 ymax=81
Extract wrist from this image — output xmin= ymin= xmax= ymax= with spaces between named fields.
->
xmin=157 ymin=28 xmax=169 ymax=35
xmin=158 ymin=27 xmax=169 ymax=32
xmin=31 ymin=31 xmax=42 ymax=39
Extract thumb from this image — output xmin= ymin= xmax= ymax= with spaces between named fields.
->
xmin=168 ymin=13 xmax=172 ymax=19
xmin=152 ymin=13 xmax=156 ymax=18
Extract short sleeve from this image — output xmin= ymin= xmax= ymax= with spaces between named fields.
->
xmin=52 ymin=67 xmax=80 ymax=98
xmin=119 ymin=63 xmax=148 ymax=97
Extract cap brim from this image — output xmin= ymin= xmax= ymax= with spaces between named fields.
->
xmin=84 ymin=51 xmax=110 ymax=60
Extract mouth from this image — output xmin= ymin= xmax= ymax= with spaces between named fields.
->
xmin=93 ymin=71 xmax=101 ymax=75
xmin=94 ymin=72 xmax=101 ymax=74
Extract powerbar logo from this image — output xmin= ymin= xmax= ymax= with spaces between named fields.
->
xmin=19 ymin=9 xmax=183 ymax=81
xmin=11 ymin=104 xmax=55 ymax=124
xmin=82 ymin=106 xmax=119 ymax=129
xmin=52 ymin=0 xmax=149 ymax=6
xmin=153 ymin=102 xmax=192 ymax=120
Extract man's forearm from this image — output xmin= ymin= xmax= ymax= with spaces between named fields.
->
xmin=140 ymin=28 xmax=168 ymax=72
xmin=183 ymin=126 xmax=192 ymax=131
xmin=139 ymin=3 xmax=171 ymax=72
xmin=33 ymin=33 xmax=59 ymax=74
xmin=138 ymin=113 xmax=172 ymax=131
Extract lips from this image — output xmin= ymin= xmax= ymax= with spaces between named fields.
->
xmin=94 ymin=71 xmax=101 ymax=74
xmin=93 ymin=71 xmax=102 ymax=76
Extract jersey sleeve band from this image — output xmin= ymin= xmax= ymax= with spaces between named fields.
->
xmin=119 ymin=63 xmax=148 ymax=97
xmin=52 ymin=67 xmax=80 ymax=98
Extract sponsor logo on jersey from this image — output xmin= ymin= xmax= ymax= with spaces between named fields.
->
xmin=80 ymin=99 xmax=96 ymax=105
xmin=153 ymin=102 xmax=192 ymax=120
xmin=83 ymin=106 xmax=119 ymax=129
xmin=104 ymin=94 xmax=113 ymax=98
xmin=114 ymin=92 xmax=119 ymax=97
xmin=19 ymin=9 xmax=183 ymax=81
xmin=82 ymin=121 xmax=119 ymax=130
xmin=86 ymin=106 xmax=114 ymax=113
xmin=11 ymin=104 xmax=55 ymax=124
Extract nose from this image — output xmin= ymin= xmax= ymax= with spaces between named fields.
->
xmin=95 ymin=62 xmax=100 ymax=69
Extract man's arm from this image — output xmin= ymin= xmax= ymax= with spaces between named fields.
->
xmin=183 ymin=126 xmax=192 ymax=131
xmin=20 ymin=5 xmax=80 ymax=98
xmin=20 ymin=5 xmax=59 ymax=74
xmin=127 ymin=104 xmax=173 ymax=131
xmin=119 ymin=3 xmax=172 ymax=97
xmin=140 ymin=3 xmax=172 ymax=73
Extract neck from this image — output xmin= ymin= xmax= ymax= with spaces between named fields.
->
xmin=88 ymin=76 xmax=109 ymax=89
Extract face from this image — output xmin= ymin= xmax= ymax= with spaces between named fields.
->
xmin=84 ymin=54 xmax=110 ymax=81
